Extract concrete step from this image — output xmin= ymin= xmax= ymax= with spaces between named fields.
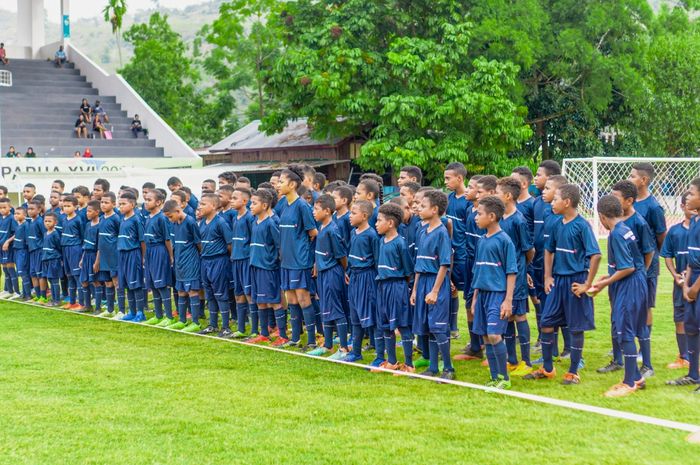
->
xmin=2 ymin=73 xmax=87 ymax=82
xmin=3 ymin=136 xmax=156 ymax=147
xmin=10 ymin=146 xmax=165 ymax=157
xmin=3 ymin=109 xmax=129 ymax=118
xmin=0 ymin=123 xmax=137 ymax=132
xmin=4 ymin=59 xmax=76 ymax=68
xmin=2 ymin=65 xmax=80 ymax=75
xmin=0 ymin=95 xmax=118 ymax=104
xmin=4 ymin=80 xmax=94 ymax=89
xmin=3 ymin=129 xmax=144 ymax=139
xmin=3 ymin=115 xmax=135 ymax=125
xmin=0 ymin=86 xmax=99 ymax=95
xmin=1 ymin=102 xmax=124 ymax=112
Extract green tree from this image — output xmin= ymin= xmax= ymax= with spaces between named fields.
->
xmin=120 ymin=13 xmax=237 ymax=146
xmin=103 ymin=0 xmax=128 ymax=67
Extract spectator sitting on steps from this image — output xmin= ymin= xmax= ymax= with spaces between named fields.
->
xmin=0 ymin=43 xmax=8 ymax=65
xmin=93 ymin=114 xmax=107 ymax=139
xmin=73 ymin=151 xmax=82 ymax=158
xmin=5 ymin=146 xmax=18 ymax=158
xmin=80 ymin=98 xmax=92 ymax=123
xmin=55 ymin=45 xmax=67 ymax=68
xmin=75 ymin=114 xmax=88 ymax=138
xmin=83 ymin=148 xmax=93 ymax=158
xmin=92 ymin=100 xmax=109 ymax=124
xmin=25 ymin=147 xmax=35 ymax=158
xmin=131 ymin=114 xmax=144 ymax=138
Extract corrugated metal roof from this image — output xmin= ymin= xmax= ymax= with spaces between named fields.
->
xmin=204 ymin=159 xmax=349 ymax=173
xmin=208 ymin=119 xmax=345 ymax=153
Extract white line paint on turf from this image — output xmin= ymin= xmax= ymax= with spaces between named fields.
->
xmin=6 ymin=298 xmax=700 ymax=438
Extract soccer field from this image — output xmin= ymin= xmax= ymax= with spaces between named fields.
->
xmin=1 ymin=245 xmax=700 ymax=464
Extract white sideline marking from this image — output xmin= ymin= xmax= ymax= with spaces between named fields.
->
xmin=5 ymin=298 xmax=700 ymax=437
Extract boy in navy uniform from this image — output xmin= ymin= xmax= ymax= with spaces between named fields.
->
xmin=308 ymin=194 xmax=349 ymax=357
xmin=346 ymin=200 xmax=380 ymax=364
xmin=59 ymin=196 xmax=84 ymax=310
xmin=444 ymin=162 xmax=470 ymax=339
xmin=661 ymin=193 xmax=693 ymax=370
xmin=41 ymin=212 xmax=63 ymax=307
xmin=81 ymin=200 xmax=100 ymax=313
xmin=0 ymin=198 xmax=18 ymax=298
xmin=247 ymin=189 xmax=284 ymax=344
xmin=375 ymin=203 xmax=415 ymax=372
xmin=331 ymin=185 xmax=353 ymax=247
xmin=162 ymin=200 xmax=203 ymax=333
xmin=198 ymin=193 xmax=233 ymax=336
xmin=589 ymin=195 xmax=648 ymax=397
xmin=230 ymin=187 xmax=255 ymax=339
xmin=496 ymin=177 xmax=535 ymax=376
xmin=143 ymin=190 xmax=176 ymax=326
xmin=12 ymin=207 xmax=31 ymax=300
xmin=525 ymin=184 xmax=601 ymax=384
xmin=354 ymin=179 xmax=381 ymax=229
xmin=27 ymin=200 xmax=47 ymax=302
xmin=117 ymin=191 xmax=147 ymax=322
xmin=95 ymin=192 xmax=122 ymax=318
xmin=471 ymin=196 xmax=518 ymax=389
xmin=410 ymin=190 xmax=455 ymax=380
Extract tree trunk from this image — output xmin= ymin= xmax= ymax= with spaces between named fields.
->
xmin=117 ymin=30 xmax=123 ymax=68
xmin=537 ymin=120 xmax=550 ymax=160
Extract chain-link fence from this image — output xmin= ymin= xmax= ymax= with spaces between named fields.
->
xmin=562 ymin=157 xmax=700 ymax=237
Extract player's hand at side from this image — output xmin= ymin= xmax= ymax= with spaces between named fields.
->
xmin=311 ymin=265 xmax=317 ymax=278
xmin=674 ymin=274 xmax=685 ymax=287
xmin=1 ymin=242 xmax=7 ymax=251
xmin=344 ymin=273 xmax=350 ymax=285
xmin=425 ymin=290 xmax=438 ymax=305
xmin=410 ymin=290 xmax=416 ymax=306
xmin=500 ymin=300 xmax=512 ymax=319
xmin=450 ymin=281 xmax=456 ymax=294
xmin=93 ymin=260 xmax=99 ymax=274
xmin=544 ymin=276 xmax=554 ymax=294
xmin=571 ymin=281 xmax=590 ymax=298
xmin=527 ymin=273 xmax=534 ymax=289
xmin=688 ymin=286 xmax=699 ymax=302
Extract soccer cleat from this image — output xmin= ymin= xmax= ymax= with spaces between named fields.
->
xmin=560 ymin=349 xmax=571 ymax=359
xmin=132 ymin=311 xmax=146 ymax=323
xmin=634 ymin=378 xmax=646 ymax=390
xmin=371 ymin=361 xmax=400 ymax=373
xmin=8 ymin=293 xmax=22 ymax=300
xmin=694 ymin=386 xmax=700 ymax=394
xmin=485 ymin=378 xmax=499 ymax=388
xmin=69 ymin=304 xmax=83 ymax=311
xmin=269 ymin=328 xmax=280 ymax=339
xmin=182 ymin=322 xmax=202 ymax=333
xmin=244 ymin=333 xmax=259 ymax=342
xmin=342 ymin=353 xmax=363 ymax=363
xmin=44 ymin=301 xmax=60 ymax=307
xmin=507 ymin=362 xmax=521 ymax=372
xmin=481 ymin=358 xmax=489 ymax=367
xmin=596 ymin=360 xmax=623 ymax=374
xmin=281 ymin=340 xmax=300 ymax=348
xmin=60 ymin=303 xmax=72 ymax=309
xmin=113 ymin=312 xmax=128 ymax=320
xmin=97 ymin=310 xmax=113 ymax=317
xmin=121 ymin=312 xmax=137 ymax=321
xmin=218 ymin=328 xmax=234 ymax=339
xmin=369 ymin=358 xmax=386 ymax=370
xmin=398 ymin=364 xmax=416 ymax=374
xmin=307 ymin=346 xmax=329 ymax=357
xmin=198 ymin=325 xmax=218 ymax=335
xmin=666 ymin=375 xmax=700 ymax=386
xmin=167 ymin=321 xmax=187 ymax=330
xmin=523 ymin=367 xmax=556 ymax=380
xmin=271 ymin=337 xmax=289 ymax=347
xmin=37 ymin=297 xmax=49 ymax=304
xmin=532 ymin=356 xmax=544 ymax=364
xmin=604 ymin=382 xmax=638 ymax=398
xmin=667 ymin=357 xmax=690 ymax=369
xmin=329 ymin=349 xmax=349 ymax=361
xmin=231 ymin=331 xmax=246 ymax=339
xmin=450 ymin=331 xmax=460 ymax=340
xmin=510 ymin=361 xmax=534 ymax=377
xmin=247 ymin=335 xmax=271 ymax=344
xmin=494 ymin=375 xmax=512 ymax=390
xmin=301 ymin=343 xmax=318 ymax=353
xmin=0 ymin=291 xmax=11 ymax=298
xmin=640 ymin=366 xmax=655 ymax=379
xmin=414 ymin=358 xmax=430 ymax=369
xmin=145 ymin=316 xmax=163 ymax=325
xmin=362 ymin=343 xmax=375 ymax=352
xmin=453 ymin=347 xmax=484 ymax=361
xmin=419 ymin=370 xmax=439 ymax=378
xmin=562 ymin=372 xmax=580 ymax=385
xmin=440 ymin=370 xmax=456 ymax=381
xmin=157 ymin=318 xmax=178 ymax=327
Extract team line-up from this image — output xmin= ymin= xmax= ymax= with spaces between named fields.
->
xmin=1 ymin=161 xmax=699 ymax=398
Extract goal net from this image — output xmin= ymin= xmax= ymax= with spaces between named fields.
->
xmin=562 ymin=157 xmax=700 ymax=238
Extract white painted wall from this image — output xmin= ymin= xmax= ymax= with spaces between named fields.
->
xmin=15 ymin=0 xmax=46 ymax=58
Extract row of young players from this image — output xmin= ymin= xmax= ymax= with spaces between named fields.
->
xmin=1 ymin=162 xmax=698 ymax=396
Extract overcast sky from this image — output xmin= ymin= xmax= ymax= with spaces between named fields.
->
xmin=0 ymin=0 xmax=210 ymax=20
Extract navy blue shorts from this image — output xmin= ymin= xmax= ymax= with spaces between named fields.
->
xmin=2 ymin=248 xmax=15 ymax=264
xmin=29 ymin=249 xmax=42 ymax=277
xmin=80 ymin=250 xmax=97 ymax=283
xmin=96 ymin=270 xmax=118 ymax=282
xmin=318 ymin=264 xmax=347 ymax=322
xmin=175 ymin=279 xmax=200 ymax=293
xmin=511 ymin=298 xmax=529 ymax=316
xmin=250 ymin=266 xmax=281 ymax=304
xmin=473 ymin=290 xmax=508 ymax=336
xmin=280 ymin=267 xmax=313 ymax=291
xmin=674 ymin=305 xmax=685 ymax=323
xmin=412 ymin=273 xmax=450 ymax=335
xmin=348 ymin=268 xmax=377 ymax=328
xmin=451 ymin=261 xmax=466 ymax=290
xmin=527 ymin=263 xmax=537 ymax=297
xmin=118 ymin=249 xmax=144 ymax=290
xmin=15 ymin=249 xmax=29 ymax=277
xmin=610 ymin=271 xmax=648 ymax=343
xmin=540 ymin=272 xmax=595 ymax=332
xmin=145 ymin=245 xmax=172 ymax=289
xmin=62 ymin=245 xmax=82 ymax=277
xmin=42 ymin=258 xmax=62 ymax=280
xmin=685 ymin=271 xmax=700 ymax=333
xmin=377 ymin=278 xmax=410 ymax=331
xmin=646 ymin=275 xmax=658 ymax=309
xmin=231 ymin=258 xmax=252 ymax=296
xmin=463 ymin=256 xmax=475 ymax=308
xmin=201 ymin=255 xmax=230 ymax=300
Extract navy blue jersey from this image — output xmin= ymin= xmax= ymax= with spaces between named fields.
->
xmin=199 ymin=215 xmax=232 ymax=258
xmin=377 ymin=234 xmax=413 ymax=280
xmin=607 ymin=221 xmax=645 ymax=275
xmin=348 ymin=226 xmax=379 ymax=270
xmin=402 ymin=214 xmax=422 ymax=262
xmin=12 ymin=221 xmax=28 ymax=250
xmin=231 ymin=210 xmax=254 ymax=260
xmin=500 ymin=210 xmax=534 ymax=300
xmin=273 ymin=196 xmax=288 ymax=217
xmin=661 ymin=222 xmax=689 ymax=275
xmin=315 ymin=221 xmax=347 ymax=272
xmin=465 ymin=208 xmax=485 ymax=260
xmin=250 ymin=215 xmax=280 ymax=270
xmin=446 ymin=192 xmax=470 ymax=262
xmin=171 ymin=215 xmax=201 ymax=279
xmin=117 ymin=214 xmax=144 ymax=251
xmin=144 ymin=211 xmax=171 ymax=246
xmin=83 ymin=220 xmax=99 ymax=252
xmin=622 ymin=212 xmax=656 ymax=263
xmin=184 ymin=205 xmax=196 ymax=219
xmin=27 ymin=217 xmax=46 ymax=252
xmin=516 ymin=196 xmax=535 ymax=241
xmin=369 ymin=204 xmax=379 ymax=230
xmin=59 ymin=215 xmax=84 ymax=247
xmin=188 ymin=193 xmax=199 ymax=211
xmin=97 ymin=213 xmax=120 ymax=263
xmin=41 ymin=230 xmax=62 ymax=261
xmin=220 ymin=208 xmax=237 ymax=230
xmin=77 ymin=206 xmax=88 ymax=223
xmin=545 ymin=215 xmax=600 ymax=276
xmin=472 ymin=230 xmax=518 ymax=292
xmin=0 ymin=214 xmax=17 ymax=247
xmin=279 ymin=197 xmax=316 ymax=270
xmin=634 ymin=195 xmax=666 ymax=278
xmin=333 ymin=211 xmax=352 ymax=247
xmin=533 ymin=196 xmax=553 ymax=268
xmin=414 ymin=223 xmax=452 ymax=274
xmin=687 ymin=216 xmax=700 ymax=271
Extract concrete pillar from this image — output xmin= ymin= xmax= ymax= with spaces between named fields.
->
xmin=61 ymin=0 xmax=71 ymax=44
xmin=16 ymin=0 xmax=46 ymax=58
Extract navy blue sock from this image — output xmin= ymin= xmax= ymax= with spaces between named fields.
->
xmin=259 ymin=308 xmax=269 ymax=337
xmin=153 ymin=289 xmax=163 ymax=318
xmin=237 ymin=301 xmax=248 ymax=333
xmin=485 ymin=344 xmax=498 ymax=380
xmin=49 ymin=279 xmax=60 ymax=303
xmin=639 ymin=325 xmax=653 ymax=369
xmin=505 ymin=322 xmax=517 ymax=365
xmin=400 ymin=328 xmax=413 ymax=367
xmin=493 ymin=339 xmax=508 ymax=380
xmin=367 ymin=327 xmax=376 ymax=349
xmin=7 ymin=267 xmax=18 ymax=294
xmin=468 ymin=320 xmax=481 ymax=352
xmin=134 ymin=288 xmax=145 ymax=312
xmin=94 ymin=286 xmax=103 ymax=311
xmin=516 ymin=320 xmax=531 ymax=365
xmin=126 ymin=289 xmax=136 ymax=315
xmin=375 ymin=329 xmax=386 ymax=361
xmin=117 ymin=287 xmax=126 ymax=313
xmin=323 ymin=323 xmax=334 ymax=349
xmin=622 ymin=340 xmax=641 ymax=387
xmin=105 ymin=286 xmax=115 ymax=313
xmin=289 ymin=304 xmax=302 ymax=343
xmin=159 ymin=288 xmax=173 ymax=319
xmin=84 ymin=285 xmax=92 ymax=308
xmin=302 ymin=305 xmax=316 ymax=344
xmin=533 ymin=301 xmax=542 ymax=340
xmin=218 ymin=299 xmax=230 ymax=329
xmin=336 ymin=318 xmax=348 ymax=349
xmin=561 ymin=326 xmax=571 ymax=351
xmin=421 ymin=334 xmax=430 ymax=360
xmin=385 ymin=331 xmax=397 ymax=364
xmin=351 ymin=325 xmax=364 ymax=357
xmin=542 ymin=331 xmax=554 ymax=372
xmin=677 ymin=332 xmax=688 ymax=360
xmin=436 ymin=333 xmax=453 ymax=371
xmin=312 ymin=299 xmax=322 ymax=334
xmin=178 ymin=296 xmax=188 ymax=323
xmin=569 ymin=332 xmax=584 ymax=375
xmin=274 ymin=308 xmax=288 ymax=339
xmin=68 ymin=276 xmax=77 ymax=304
xmin=190 ymin=295 xmax=201 ymax=323
xmin=552 ymin=329 xmax=560 ymax=356
xmin=449 ymin=296 xmax=459 ymax=332
xmin=687 ymin=333 xmax=700 ymax=380
xmin=33 ymin=284 xmax=40 ymax=298
xmin=428 ymin=335 xmax=439 ymax=373
xmin=21 ymin=275 xmax=31 ymax=297
xmin=612 ymin=333 xmax=623 ymax=365
xmin=208 ymin=296 xmax=219 ymax=327
xmin=40 ymin=286 xmax=47 ymax=299
xmin=249 ymin=303 xmax=259 ymax=334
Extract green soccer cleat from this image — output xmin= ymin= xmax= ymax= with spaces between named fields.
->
xmin=231 ymin=331 xmax=246 ymax=339
xmin=307 ymin=346 xmax=329 ymax=356
xmin=113 ymin=312 xmax=127 ymax=320
xmin=97 ymin=310 xmax=113 ymax=318
xmin=37 ymin=297 xmax=49 ymax=304
xmin=144 ymin=317 xmax=163 ymax=326
xmin=157 ymin=318 xmax=178 ymax=327
xmin=182 ymin=322 xmax=202 ymax=333
xmin=494 ymin=375 xmax=512 ymax=390
xmin=414 ymin=358 xmax=430 ymax=369
xmin=167 ymin=321 xmax=187 ymax=330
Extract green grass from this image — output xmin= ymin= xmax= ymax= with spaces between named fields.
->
xmin=1 ymin=241 xmax=700 ymax=464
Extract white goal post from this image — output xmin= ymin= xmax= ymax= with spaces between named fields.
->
xmin=562 ymin=157 xmax=700 ymax=238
